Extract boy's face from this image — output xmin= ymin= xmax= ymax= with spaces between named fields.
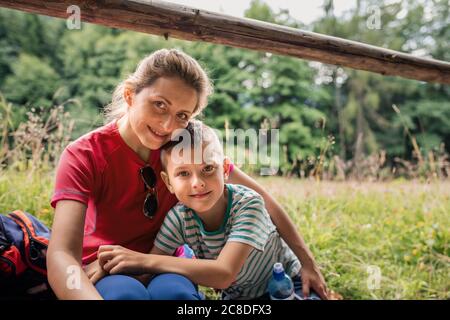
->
xmin=161 ymin=147 xmax=230 ymax=213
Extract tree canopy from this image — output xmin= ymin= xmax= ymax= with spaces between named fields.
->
xmin=0 ymin=0 xmax=448 ymax=176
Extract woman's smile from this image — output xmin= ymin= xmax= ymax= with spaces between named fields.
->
xmin=147 ymin=125 xmax=169 ymax=141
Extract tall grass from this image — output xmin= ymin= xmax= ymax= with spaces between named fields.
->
xmin=1 ymin=170 xmax=448 ymax=299
xmin=258 ymin=178 xmax=449 ymax=299
xmin=0 ymin=94 xmax=74 ymax=174
xmin=0 ymin=95 xmax=73 ymax=226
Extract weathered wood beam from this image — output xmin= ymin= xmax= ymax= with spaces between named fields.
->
xmin=0 ymin=0 xmax=449 ymax=84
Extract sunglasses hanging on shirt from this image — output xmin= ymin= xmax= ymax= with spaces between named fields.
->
xmin=140 ymin=166 xmax=158 ymax=219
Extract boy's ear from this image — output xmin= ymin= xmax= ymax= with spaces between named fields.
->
xmin=160 ymin=171 xmax=174 ymax=193
xmin=223 ymin=157 xmax=231 ymax=180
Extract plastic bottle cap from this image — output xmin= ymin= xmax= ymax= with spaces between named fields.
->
xmin=272 ymin=262 xmax=286 ymax=280
xmin=273 ymin=262 xmax=284 ymax=273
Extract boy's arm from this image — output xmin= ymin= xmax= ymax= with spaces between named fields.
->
xmin=98 ymin=242 xmax=252 ymax=289
xmin=227 ymin=167 xmax=329 ymax=299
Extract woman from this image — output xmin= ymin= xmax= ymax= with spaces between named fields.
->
xmin=47 ymin=48 xmax=328 ymax=300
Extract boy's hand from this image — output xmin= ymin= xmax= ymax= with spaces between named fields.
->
xmin=84 ymin=258 xmax=108 ymax=285
xmin=300 ymin=262 xmax=329 ymax=300
xmin=98 ymin=245 xmax=148 ymax=275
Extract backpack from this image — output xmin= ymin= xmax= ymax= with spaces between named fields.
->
xmin=0 ymin=210 xmax=55 ymax=300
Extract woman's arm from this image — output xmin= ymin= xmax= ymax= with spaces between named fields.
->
xmin=98 ymin=242 xmax=253 ymax=289
xmin=227 ymin=167 xmax=329 ymax=299
xmin=149 ymin=246 xmax=171 ymax=255
xmin=84 ymin=240 xmax=167 ymax=285
xmin=47 ymin=200 xmax=103 ymax=300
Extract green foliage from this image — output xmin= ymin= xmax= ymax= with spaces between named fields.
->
xmin=3 ymin=53 xmax=60 ymax=109
xmin=0 ymin=0 xmax=449 ymax=169
xmin=244 ymin=0 xmax=277 ymax=23
xmin=313 ymin=0 xmax=450 ymax=161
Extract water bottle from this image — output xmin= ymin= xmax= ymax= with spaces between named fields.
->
xmin=268 ymin=262 xmax=295 ymax=300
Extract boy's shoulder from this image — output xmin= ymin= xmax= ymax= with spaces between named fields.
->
xmin=227 ymin=183 xmax=274 ymax=236
xmin=227 ymin=183 xmax=263 ymax=198
xmin=169 ymin=202 xmax=195 ymax=217
xmin=227 ymin=184 xmax=265 ymax=206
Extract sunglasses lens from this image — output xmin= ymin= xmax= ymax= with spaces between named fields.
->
xmin=140 ymin=166 xmax=158 ymax=219
xmin=143 ymin=193 xmax=158 ymax=218
xmin=141 ymin=167 xmax=157 ymax=188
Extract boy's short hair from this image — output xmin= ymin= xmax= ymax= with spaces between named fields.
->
xmin=160 ymin=120 xmax=223 ymax=171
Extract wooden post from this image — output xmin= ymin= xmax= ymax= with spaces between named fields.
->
xmin=0 ymin=0 xmax=449 ymax=84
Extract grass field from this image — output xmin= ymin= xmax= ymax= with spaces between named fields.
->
xmin=1 ymin=169 xmax=448 ymax=299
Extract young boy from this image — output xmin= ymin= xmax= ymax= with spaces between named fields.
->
xmin=98 ymin=121 xmax=318 ymax=300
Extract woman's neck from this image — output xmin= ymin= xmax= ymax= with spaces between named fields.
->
xmin=117 ymin=115 xmax=150 ymax=162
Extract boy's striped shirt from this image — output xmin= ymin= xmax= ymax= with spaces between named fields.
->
xmin=154 ymin=184 xmax=301 ymax=299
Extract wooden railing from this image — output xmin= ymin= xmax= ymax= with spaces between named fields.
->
xmin=0 ymin=0 xmax=449 ymax=84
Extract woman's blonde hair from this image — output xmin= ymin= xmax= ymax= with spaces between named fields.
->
xmin=104 ymin=48 xmax=213 ymax=123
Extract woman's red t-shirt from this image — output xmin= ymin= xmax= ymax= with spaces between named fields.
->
xmin=51 ymin=121 xmax=178 ymax=264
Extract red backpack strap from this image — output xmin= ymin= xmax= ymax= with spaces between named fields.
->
xmin=8 ymin=210 xmax=48 ymax=275
xmin=9 ymin=210 xmax=49 ymax=244
xmin=1 ymin=245 xmax=27 ymax=276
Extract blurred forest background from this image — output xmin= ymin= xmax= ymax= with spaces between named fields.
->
xmin=0 ymin=0 xmax=449 ymax=180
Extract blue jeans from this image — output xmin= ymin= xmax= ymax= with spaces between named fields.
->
xmin=96 ymin=273 xmax=203 ymax=300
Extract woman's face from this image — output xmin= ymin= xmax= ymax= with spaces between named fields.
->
xmin=126 ymin=76 xmax=198 ymax=150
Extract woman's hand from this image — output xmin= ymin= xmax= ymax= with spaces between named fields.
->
xmin=98 ymin=245 xmax=149 ymax=275
xmin=300 ymin=262 xmax=329 ymax=300
xmin=83 ymin=258 xmax=108 ymax=285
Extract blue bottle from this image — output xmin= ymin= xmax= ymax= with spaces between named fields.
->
xmin=268 ymin=262 xmax=295 ymax=300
